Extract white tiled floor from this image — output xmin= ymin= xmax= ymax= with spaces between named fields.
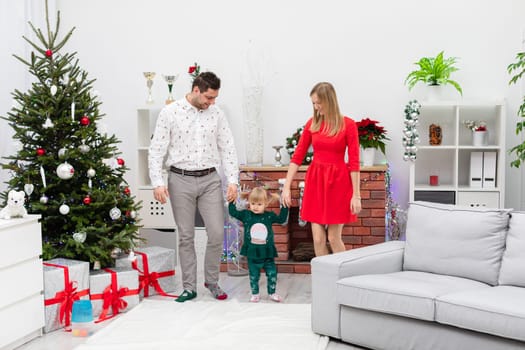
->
xmin=15 ymin=271 xmax=363 ymax=350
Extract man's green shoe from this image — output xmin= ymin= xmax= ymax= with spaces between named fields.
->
xmin=175 ymin=290 xmax=197 ymax=302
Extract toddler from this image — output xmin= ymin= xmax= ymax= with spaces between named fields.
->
xmin=228 ymin=187 xmax=289 ymax=302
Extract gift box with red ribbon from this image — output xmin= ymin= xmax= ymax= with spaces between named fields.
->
xmin=116 ymin=246 xmax=176 ymax=298
xmin=43 ymin=258 xmax=90 ymax=333
xmin=89 ymin=267 xmax=139 ymax=322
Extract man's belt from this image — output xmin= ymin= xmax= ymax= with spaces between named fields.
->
xmin=170 ymin=166 xmax=216 ymax=177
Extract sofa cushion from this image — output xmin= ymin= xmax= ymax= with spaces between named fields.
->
xmin=499 ymin=211 xmax=525 ymax=287
xmin=403 ymin=201 xmax=510 ymax=285
xmin=436 ymin=286 xmax=525 ymax=342
xmin=337 ymin=271 xmax=489 ymax=321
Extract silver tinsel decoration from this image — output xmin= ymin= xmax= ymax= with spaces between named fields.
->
xmin=402 ymin=100 xmax=421 ymax=161
xmin=385 ymin=164 xmax=407 ymax=240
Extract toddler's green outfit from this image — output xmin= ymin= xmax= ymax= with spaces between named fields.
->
xmin=228 ymin=202 xmax=288 ymax=298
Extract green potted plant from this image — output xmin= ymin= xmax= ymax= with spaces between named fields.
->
xmin=405 ymin=51 xmax=463 ymax=95
xmin=507 ymin=51 xmax=525 ymax=168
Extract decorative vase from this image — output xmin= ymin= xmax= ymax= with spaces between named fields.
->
xmin=472 ymin=130 xmax=488 ymax=146
xmin=426 ymin=85 xmax=444 ymax=101
xmin=361 ymin=147 xmax=375 ymax=167
xmin=242 ymin=86 xmax=263 ymax=165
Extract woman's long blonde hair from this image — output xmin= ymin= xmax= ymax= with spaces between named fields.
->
xmin=309 ymin=82 xmax=344 ymax=136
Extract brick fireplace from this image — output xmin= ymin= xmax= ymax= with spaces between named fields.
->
xmin=221 ymin=164 xmax=388 ymax=274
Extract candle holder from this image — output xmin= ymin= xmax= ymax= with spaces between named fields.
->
xmin=272 ymin=145 xmax=283 ymax=167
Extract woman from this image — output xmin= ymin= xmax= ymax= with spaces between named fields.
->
xmin=282 ymin=82 xmax=361 ymax=256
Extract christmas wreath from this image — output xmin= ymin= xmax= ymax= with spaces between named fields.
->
xmin=285 ymin=126 xmax=313 ymax=165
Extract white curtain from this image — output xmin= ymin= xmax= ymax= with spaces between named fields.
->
xmin=0 ymin=0 xmax=56 ymax=194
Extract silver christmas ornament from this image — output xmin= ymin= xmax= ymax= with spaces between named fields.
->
xmin=73 ymin=231 xmax=87 ymax=243
xmin=40 ymin=195 xmax=49 ymax=204
xmin=58 ymin=148 xmax=68 ymax=158
xmin=78 ymin=143 xmax=90 ymax=153
xmin=109 ymin=207 xmax=121 ymax=220
xmin=110 ymin=247 xmax=122 ymax=258
xmin=59 ymin=204 xmax=70 ymax=215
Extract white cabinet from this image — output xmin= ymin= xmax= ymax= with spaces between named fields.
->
xmin=136 ymin=107 xmax=176 ymax=229
xmin=0 ymin=215 xmax=44 ymax=349
xmin=409 ymin=101 xmax=505 ymax=208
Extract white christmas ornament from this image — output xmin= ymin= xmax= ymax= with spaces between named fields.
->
xmin=73 ymin=231 xmax=87 ymax=243
xmin=130 ymin=210 xmax=137 ymax=219
xmin=87 ymin=168 xmax=96 ymax=178
xmin=56 ymin=162 xmax=75 ymax=180
xmin=24 ymin=184 xmax=34 ymax=196
xmin=59 ymin=204 xmax=70 ymax=215
xmin=109 ymin=207 xmax=121 ymax=220
xmin=50 ymin=85 xmax=57 ymax=96
xmin=40 ymin=195 xmax=49 ymax=204
xmin=43 ymin=117 xmax=54 ymax=128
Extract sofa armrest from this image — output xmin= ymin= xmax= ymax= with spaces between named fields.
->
xmin=311 ymin=240 xmax=406 ymax=338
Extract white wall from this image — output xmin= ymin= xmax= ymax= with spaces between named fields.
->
xmin=0 ymin=0 xmax=57 ymax=194
xmin=1 ymin=0 xmax=524 ymax=209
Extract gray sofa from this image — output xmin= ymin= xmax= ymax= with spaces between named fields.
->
xmin=311 ymin=201 xmax=525 ymax=350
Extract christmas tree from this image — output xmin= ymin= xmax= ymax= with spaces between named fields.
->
xmin=0 ymin=2 xmax=142 ymax=268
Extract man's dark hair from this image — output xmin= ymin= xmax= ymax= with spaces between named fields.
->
xmin=192 ymin=71 xmax=221 ymax=92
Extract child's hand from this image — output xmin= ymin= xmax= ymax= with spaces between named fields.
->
xmin=226 ymin=184 xmax=238 ymax=202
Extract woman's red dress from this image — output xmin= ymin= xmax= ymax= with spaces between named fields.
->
xmin=291 ymin=117 xmax=360 ymax=224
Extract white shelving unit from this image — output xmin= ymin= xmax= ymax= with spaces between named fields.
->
xmin=136 ymin=107 xmax=177 ymax=229
xmin=0 ymin=215 xmax=44 ymax=349
xmin=409 ymin=100 xmax=506 ymax=208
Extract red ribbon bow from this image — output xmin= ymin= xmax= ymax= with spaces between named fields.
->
xmin=132 ymin=251 xmax=177 ymax=298
xmin=43 ymin=262 xmax=89 ymax=329
xmin=91 ymin=268 xmax=138 ymax=322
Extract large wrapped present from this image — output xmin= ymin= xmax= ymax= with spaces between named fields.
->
xmin=116 ymin=246 xmax=176 ymax=298
xmin=43 ymin=258 xmax=90 ymax=333
xmin=89 ymin=267 xmax=139 ymax=322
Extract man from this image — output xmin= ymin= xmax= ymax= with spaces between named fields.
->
xmin=148 ymin=72 xmax=239 ymax=302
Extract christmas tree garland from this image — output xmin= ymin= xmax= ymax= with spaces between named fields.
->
xmin=285 ymin=126 xmax=313 ymax=165
xmin=402 ymin=100 xmax=421 ymax=161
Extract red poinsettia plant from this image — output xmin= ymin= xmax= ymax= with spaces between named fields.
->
xmin=188 ymin=62 xmax=201 ymax=82
xmin=356 ymin=118 xmax=390 ymax=155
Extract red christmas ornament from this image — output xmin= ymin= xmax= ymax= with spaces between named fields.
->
xmin=80 ymin=116 xmax=90 ymax=126
xmin=83 ymin=196 xmax=91 ymax=205
xmin=36 ymin=148 xmax=46 ymax=156
xmin=117 ymin=158 xmax=125 ymax=166
xmin=123 ymin=187 xmax=131 ymax=195
xmin=45 ymin=49 xmax=53 ymax=57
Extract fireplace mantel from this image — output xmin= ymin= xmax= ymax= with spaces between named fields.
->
xmin=225 ymin=164 xmax=387 ymax=273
